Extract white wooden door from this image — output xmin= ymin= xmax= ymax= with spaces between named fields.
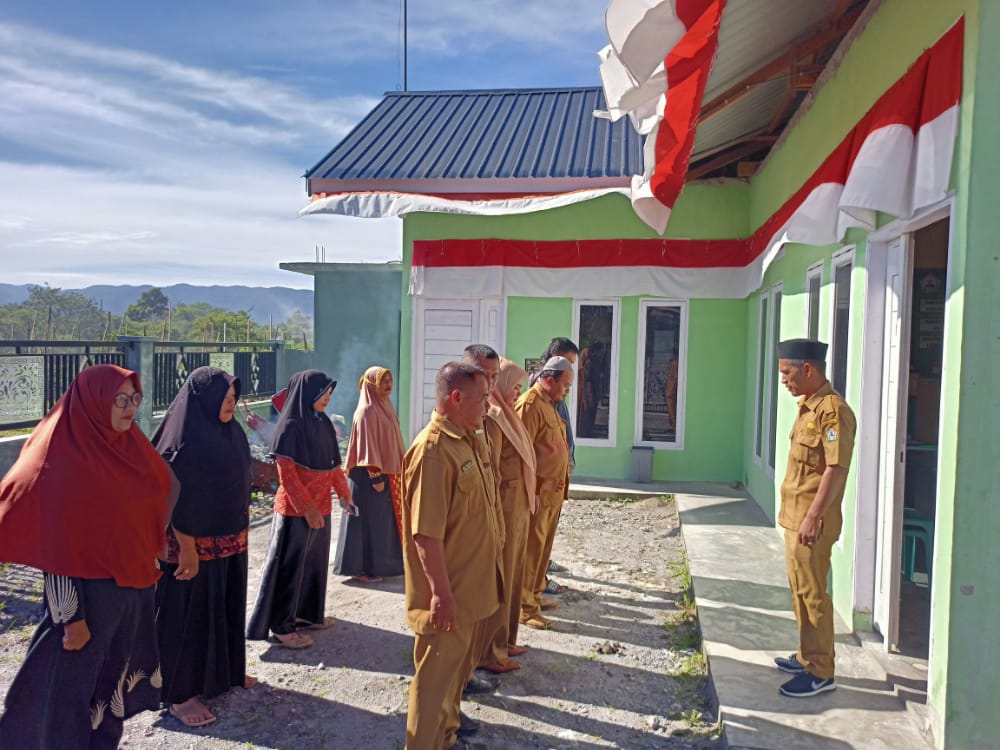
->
xmin=409 ymin=298 xmax=505 ymax=437
xmin=873 ymin=235 xmax=913 ymax=649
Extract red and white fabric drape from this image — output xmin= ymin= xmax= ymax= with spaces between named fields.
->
xmin=597 ymin=0 xmax=727 ymax=234
xmin=599 ymin=2 xmax=962 ymax=255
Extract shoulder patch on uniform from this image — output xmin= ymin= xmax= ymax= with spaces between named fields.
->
xmin=826 ymin=428 xmax=838 ymax=442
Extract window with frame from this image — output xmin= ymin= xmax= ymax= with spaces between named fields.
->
xmin=636 ymin=301 xmax=686 ymax=446
xmin=767 ymin=287 xmax=782 ymax=470
xmin=831 ymin=251 xmax=853 ymax=395
xmin=573 ymin=301 xmax=618 ymax=444
xmin=806 ymin=264 xmax=822 ymax=339
xmin=754 ymin=285 xmax=782 ymax=469
xmin=754 ymin=293 xmax=769 ymax=461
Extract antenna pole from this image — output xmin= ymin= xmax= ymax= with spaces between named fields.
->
xmin=403 ymin=0 xmax=408 ymax=91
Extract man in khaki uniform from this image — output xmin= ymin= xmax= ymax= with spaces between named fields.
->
xmin=773 ymin=339 xmax=857 ymax=698
xmin=402 ymin=362 xmax=504 ymax=749
xmin=517 ymin=356 xmax=573 ymax=630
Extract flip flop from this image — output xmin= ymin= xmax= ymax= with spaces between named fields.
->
xmin=351 ymin=575 xmax=383 ymax=584
xmin=169 ymin=702 xmax=217 ymax=728
xmin=271 ymin=631 xmax=314 ymax=649
xmin=296 ymin=616 xmax=336 ymax=630
xmin=543 ymin=579 xmax=569 ymax=595
xmin=507 ymin=644 xmax=529 ymax=657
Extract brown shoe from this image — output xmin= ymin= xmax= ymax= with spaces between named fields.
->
xmin=539 ymin=597 xmax=559 ymax=611
xmin=520 ymin=614 xmax=551 ymax=630
xmin=507 ymin=644 xmax=529 ymax=657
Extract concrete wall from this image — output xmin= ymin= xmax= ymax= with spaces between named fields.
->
xmin=309 ymin=265 xmax=402 ymax=421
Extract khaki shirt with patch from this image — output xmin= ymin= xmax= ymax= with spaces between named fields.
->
xmin=779 ymin=381 xmax=857 ymax=533
xmin=401 ymin=411 xmax=503 ymax=634
xmin=515 ymin=383 xmax=569 ymax=506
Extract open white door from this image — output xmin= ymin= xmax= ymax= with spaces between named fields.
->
xmin=872 ymin=234 xmax=913 ymax=649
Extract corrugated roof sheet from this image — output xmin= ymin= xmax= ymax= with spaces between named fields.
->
xmin=305 ymin=87 xmax=644 ymax=185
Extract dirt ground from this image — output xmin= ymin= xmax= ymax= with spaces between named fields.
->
xmin=0 ymin=494 xmax=722 ymax=750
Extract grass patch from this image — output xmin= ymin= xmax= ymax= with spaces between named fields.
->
xmin=0 ymin=428 xmax=33 ymax=439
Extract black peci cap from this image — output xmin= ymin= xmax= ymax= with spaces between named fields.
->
xmin=777 ymin=338 xmax=828 ymax=361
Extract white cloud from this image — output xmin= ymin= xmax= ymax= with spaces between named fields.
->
xmin=0 ymin=21 xmax=398 ymax=287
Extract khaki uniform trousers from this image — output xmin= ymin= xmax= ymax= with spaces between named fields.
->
xmin=784 ymin=526 xmax=837 ymax=680
xmin=406 ymin=616 xmax=485 ymax=750
xmin=480 ymin=495 xmax=531 ymax=663
xmin=520 ymin=499 xmax=562 ymax=619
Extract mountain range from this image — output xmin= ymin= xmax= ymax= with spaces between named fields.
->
xmin=0 ymin=283 xmax=313 ymax=324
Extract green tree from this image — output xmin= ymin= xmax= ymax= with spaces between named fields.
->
xmin=0 ymin=285 xmax=108 ymax=340
xmin=124 ymin=287 xmax=169 ymax=323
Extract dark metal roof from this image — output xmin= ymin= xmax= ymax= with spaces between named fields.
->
xmin=305 ymin=87 xmax=644 ymax=193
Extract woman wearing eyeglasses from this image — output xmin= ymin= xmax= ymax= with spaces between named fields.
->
xmin=0 ymin=365 xmax=176 ymax=750
xmin=246 ymin=369 xmax=354 ymax=649
xmin=150 ymin=367 xmax=254 ymax=727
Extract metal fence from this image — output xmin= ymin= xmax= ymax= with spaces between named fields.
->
xmin=150 ymin=343 xmax=278 ymax=409
xmin=0 ymin=341 xmax=128 ymax=426
xmin=0 ymin=339 xmax=282 ymax=429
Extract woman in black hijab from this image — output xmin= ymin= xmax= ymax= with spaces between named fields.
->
xmin=151 ymin=366 xmax=253 ymax=727
xmin=246 ymin=370 xmax=353 ymax=649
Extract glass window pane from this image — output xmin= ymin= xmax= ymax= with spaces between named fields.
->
xmin=755 ymin=295 xmax=768 ymax=458
xmin=768 ymin=290 xmax=782 ymax=469
xmin=640 ymin=304 xmax=681 ymax=443
xmin=807 ymin=274 xmax=821 ymax=339
xmin=832 ymin=263 xmax=851 ymax=394
xmin=576 ymin=304 xmax=614 ymax=440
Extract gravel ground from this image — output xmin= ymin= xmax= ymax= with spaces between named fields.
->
xmin=0 ymin=494 xmax=721 ymax=750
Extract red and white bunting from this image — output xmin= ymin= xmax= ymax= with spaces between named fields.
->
xmin=414 ymin=17 xmax=964 ymax=299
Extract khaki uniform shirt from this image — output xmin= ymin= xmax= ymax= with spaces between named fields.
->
xmin=779 ymin=381 xmax=857 ymax=533
xmin=484 ymin=417 xmax=532 ymax=514
xmin=516 ymin=383 xmax=569 ymax=506
xmin=473 ymin=425 xmax=505 ymax=543
xmin=402 ymin=411 xmax=504 ymax=634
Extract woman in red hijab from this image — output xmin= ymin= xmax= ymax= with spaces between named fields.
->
xmin=0 ymin=364 xmax=174 ymax=750
xmin=333 ymin=366 xmax=406 ymax=583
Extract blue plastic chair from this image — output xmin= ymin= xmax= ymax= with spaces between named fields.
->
xmin=902 ymin=508 xmax=934 ymax=587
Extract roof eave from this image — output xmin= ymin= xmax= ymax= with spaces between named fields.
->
xmin=306 ymin=175 xmax=632 ymax=197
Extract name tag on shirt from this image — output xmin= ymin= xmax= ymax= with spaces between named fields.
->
xmin=461 ymin=460 xmax=474 ymax=473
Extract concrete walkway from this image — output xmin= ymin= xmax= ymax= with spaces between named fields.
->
xmin=569 ymin=479 xmax=934 ymax=750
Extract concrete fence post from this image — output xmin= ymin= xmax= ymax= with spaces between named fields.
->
xmin=118 ymin=336 xmax=156 ymax=436
xmin=273 ymin=340 xmax=289 ymax=394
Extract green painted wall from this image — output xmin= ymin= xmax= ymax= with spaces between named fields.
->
xmin=502 ymin=295 xmax=746 ymax=481
xmin=933 ymin=2 xmax=999 ymax=746
xmin=742 ymin=1 xmax=985 ymax=746
xmin=312 ymin=267 xmax=402 ymax=419
xmin=400 ymin=183 xmax=751 ymax=441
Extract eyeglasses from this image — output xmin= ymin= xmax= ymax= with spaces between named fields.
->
xmin=113 ymin=392 xmax=144 ymax=409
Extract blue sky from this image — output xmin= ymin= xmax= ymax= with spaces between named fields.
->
xmin=0 ymin=0 xmax=609 ymax=288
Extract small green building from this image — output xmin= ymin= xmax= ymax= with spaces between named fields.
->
xmin=300 ymin=2 xmax=999 ymax=746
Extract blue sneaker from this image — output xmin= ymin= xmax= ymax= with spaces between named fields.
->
xmin=774 ymin=653 xmax=805 ymax=674
xmin=779 ymin=671 xmax=836 ymax=697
